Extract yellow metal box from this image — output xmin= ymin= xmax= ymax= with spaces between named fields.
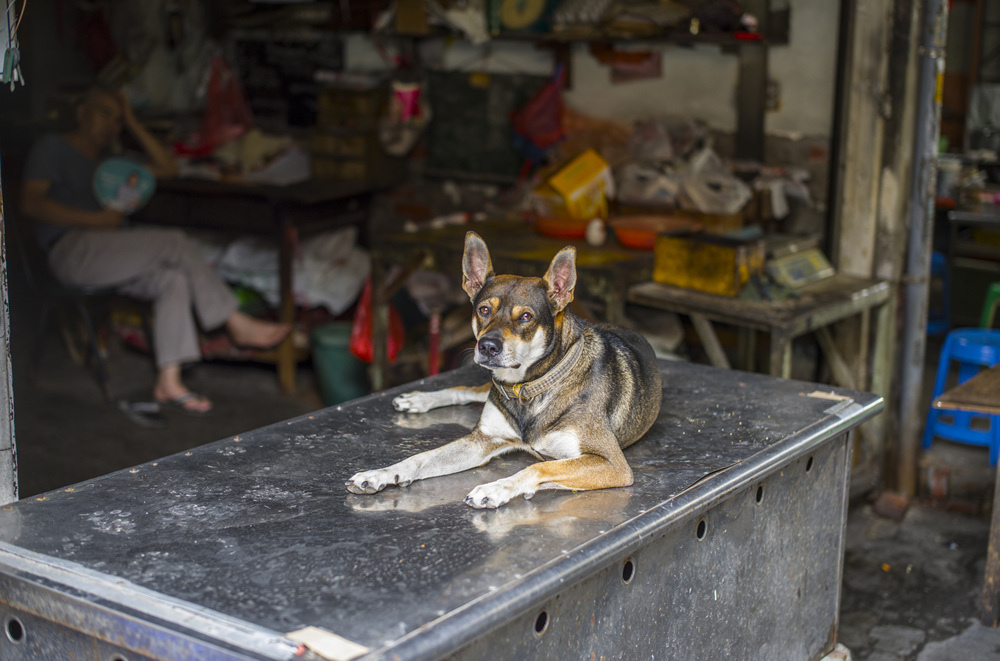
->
xmin=653 ymin=231 xmax=765 ymax=296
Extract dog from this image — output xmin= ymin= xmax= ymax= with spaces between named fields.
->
xmin=345 ymin=231 xmax=662 ymax=509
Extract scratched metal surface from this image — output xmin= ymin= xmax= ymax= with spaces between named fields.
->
xmin=0 ymin=361 xmax=882 ymax=658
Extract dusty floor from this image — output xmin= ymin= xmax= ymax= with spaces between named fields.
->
xmin=840 ymin=501 xmax=1000 ymax=661
xmin=6 ymin=310 xmax=1000 ymax=660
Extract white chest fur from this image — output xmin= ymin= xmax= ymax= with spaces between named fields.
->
xmin=532 ymin=429 xmax=582 ymax=460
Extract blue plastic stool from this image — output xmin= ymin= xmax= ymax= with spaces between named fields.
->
xmin=922 ymin=328 xmax=1000 ymax=464
xmin=926 ymin=251 xmax=951 ymax=335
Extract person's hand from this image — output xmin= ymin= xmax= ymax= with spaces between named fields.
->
xmin=94 ymin=208 xmax=125 ymax=229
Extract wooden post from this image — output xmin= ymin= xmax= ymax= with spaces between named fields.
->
xmin=982 ymin=466 xmax=1000 ymax=626
xmin=830 ymin=0 xmax=923 ymax=494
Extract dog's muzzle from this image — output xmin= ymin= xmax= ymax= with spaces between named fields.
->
xmin=477 ymin=335 xmax=502 ymax=358
xmin=476 ymin=335 xmax=515 ymax=368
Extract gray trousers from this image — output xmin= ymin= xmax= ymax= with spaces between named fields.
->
xmin=49 ymin=227 xmax=238 ymax=369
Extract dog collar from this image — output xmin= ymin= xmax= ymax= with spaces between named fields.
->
xmin=493 ymin=338 xmax=584 ymax=402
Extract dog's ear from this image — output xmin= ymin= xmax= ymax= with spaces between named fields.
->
xmin=543 ymin=246 xmax=577 ymax=312
xmin=462 ymin=231 xmax=494 ymax=300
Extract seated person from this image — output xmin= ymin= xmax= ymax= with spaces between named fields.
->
xmin=20 ymin=84 xmax=290 ymax=415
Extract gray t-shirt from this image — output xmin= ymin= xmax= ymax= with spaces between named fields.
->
xmin=22 ymin=133 xmax=105 ymax=249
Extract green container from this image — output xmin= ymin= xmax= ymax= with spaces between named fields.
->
xmin=310 ymin=323 xmax=369 ymax=406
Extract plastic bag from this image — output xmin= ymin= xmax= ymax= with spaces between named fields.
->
xmin=682 ymin=147 xmax=753 ymax=215
xmin=349 ymin=278 xmax=406 ymax=363
xmin=511 ymin=66 xmax=566 ymax=166
xmin=201 ymin=55 xmax=253 ymax=151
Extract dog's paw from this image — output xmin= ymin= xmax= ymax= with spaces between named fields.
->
xmin=464 ymin=478 xmax=532 ymax=509
xmin=345 ymin=468 xmax=411 ymax=495
xmin=392 ymin=391 xmax=436 ymax=413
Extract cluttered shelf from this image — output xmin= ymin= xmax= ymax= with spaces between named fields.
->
xmin=380 ymin=0 xmax=789 ymax=45
xmin=485 ymin=15 xmax=787 ymax=46
xmin=393 ymin=25 xmax=783 ymax=46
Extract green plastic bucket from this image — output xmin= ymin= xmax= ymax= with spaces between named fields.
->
xmin=310 ymin=323 xmax=369 ymax=406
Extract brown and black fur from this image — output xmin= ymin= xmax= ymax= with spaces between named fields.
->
xmin=346 ymin=231 xmax=662 ymax=508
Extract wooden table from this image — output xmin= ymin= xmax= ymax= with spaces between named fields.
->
xmin=948 ymin=206 xmax=1000 ymax=275
xmin=369 ymin=221 xmax=654 ymax=391
xmin=628 ymin=274 xmax=892 ymax=389
xmin=933 ymin=365 xmax=1000 ymax=626
xmin=138 ymin=177 xmax=391 ymax=393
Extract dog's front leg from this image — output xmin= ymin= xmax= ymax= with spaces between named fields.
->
xmin=465 ymin=454 xmax=633 ymax=509
xmin=346 ymin=430 xmax=516 ymax=495
xmin=393 ymin=383 xmax=491 ymax=413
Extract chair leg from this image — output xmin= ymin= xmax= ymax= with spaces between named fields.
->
xmin=140 ymin=306 xmax=156 ymax=368
xmin=992 ymin=415 xmax=1000 ymax=467
xmin=73 ymin=299 xmax=116 ymax=403
xmin=981 ymin=283 xmax=1000 ymax=328
xmin=53 ymin=306 xmax=89 ymax=367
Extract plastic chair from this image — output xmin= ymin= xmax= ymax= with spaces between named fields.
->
xmin=927 ymin=251 xmax=951 ymax=335
xmin=922 ymin=328 xmax=1000 ymax=464
xmin=982 ymin=282 xmax=1000 ymax=328
xmin=4 ymin=212 xmax=153 ymax=403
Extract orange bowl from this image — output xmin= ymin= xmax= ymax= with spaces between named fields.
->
xmin=536 ymin=216 xmax=590 ymax=239
xmin=610 ymin=215 xmax=703 ymax=250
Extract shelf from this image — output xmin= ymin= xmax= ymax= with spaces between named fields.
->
xmin=494 ymin=28 xmax=782 ymax=47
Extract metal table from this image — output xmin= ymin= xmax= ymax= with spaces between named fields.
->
xmin=0 ymin=361 xmax=882 ymax=661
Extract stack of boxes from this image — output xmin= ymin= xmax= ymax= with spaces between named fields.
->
xmin=311 ymin=81 xmax=398 ymax=182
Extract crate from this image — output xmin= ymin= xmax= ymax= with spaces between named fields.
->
xmin=316 ymin=84 xmax=388 ymax=130
xmin=653 ymin=231 xmax=765 ymax=296
xmin=310 ymin=126 xmax=403 ymax=182
xmin=310 ymin=129 xmax=380 ymax=159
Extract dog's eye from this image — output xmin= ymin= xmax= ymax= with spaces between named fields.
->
xmin=478 ymin=305 xmax=491 ymax=316
xmin=518 ymin=311 xmax=533 ymax=322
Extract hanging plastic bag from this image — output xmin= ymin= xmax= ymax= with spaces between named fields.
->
xmin=349 ymin=278 xmax=406 ymax=363
xmin=200 ymin=55 xmax=254 ymax=151
xmin=511 ymin=65 xmax=566 ymax=168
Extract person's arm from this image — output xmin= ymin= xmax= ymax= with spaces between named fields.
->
xmin=119 ymin=92 xmax=178 ymax=179
xmin=20 ymin=179 xmax=123 ymax=229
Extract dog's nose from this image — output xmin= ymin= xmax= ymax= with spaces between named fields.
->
xmin=478 ymin=336 xmax=502 ymax=357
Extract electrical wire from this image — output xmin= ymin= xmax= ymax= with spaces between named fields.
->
xmin=6 ymin=1 xmax=13 ymax=49
xmin=13 ymin=0 xmax=25 ymax=34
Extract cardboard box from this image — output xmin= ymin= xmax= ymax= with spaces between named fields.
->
xmin=534 ymin=149 xmax=615 ymax=220
xmin=653 ymin=231 xmax=765 ymax=296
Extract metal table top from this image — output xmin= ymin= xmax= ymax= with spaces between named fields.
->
xmin=0 ymin=361 xmax=882 ymax=660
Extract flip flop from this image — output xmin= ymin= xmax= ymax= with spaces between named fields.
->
xmin=118 ymin=400 xmax=166 ymax=428
xmin=156 ymin=391 xmax=214 ymax=417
